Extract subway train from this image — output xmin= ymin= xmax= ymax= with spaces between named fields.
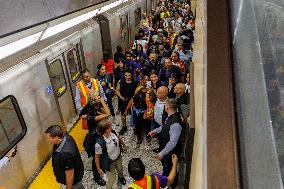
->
xmin=0 ymin=0 xmax=156 ymax=188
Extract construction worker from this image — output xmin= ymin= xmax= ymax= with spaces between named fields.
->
xmin=75 ymin=68 xmax=106 ymax=113
xmin=128 ymin=154 xmax=178 ymax=189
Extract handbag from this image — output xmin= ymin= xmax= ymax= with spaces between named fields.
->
xmin=82 ymin=118 xmax=88 ymax=130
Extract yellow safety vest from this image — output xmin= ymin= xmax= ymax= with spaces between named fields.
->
xmin=128 ymin=175 xmax=152 ymax=189
xmin=77 ymin=79 xmax=99 ymax=107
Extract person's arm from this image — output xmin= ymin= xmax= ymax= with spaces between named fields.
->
xmin=167 ymin=154 xmax=178 ymax=185
xmin=123 ymin=98 xmax=133 ymax=115
xmin=0 ymin=147 xmax=17 ymax=169
xmin=94 ymin=98 xmax=111 ymax=122
xmin=65 ymin=169 xmax=74 ymax=189
xmin=115 ymin=81 xmax=125 ymax=100
xmin=61 ymin=153 xmax=75 ymax=189
xmin=98 ymin=82 xmax=107 ymax=101
xmin=95 ymin=144 xmax=104 ymax=176
xmin=158 ymin=123 xmax=182 ymax=158
xmin=149 ymin=125 xmax=163 ymax=137
xmin=0 ymin=157 xmax=9 ymax=169
xmin=75 ymin=86 xmax=83 ymax=112
xmin=118 ymin=135 xmax=127 ymax=149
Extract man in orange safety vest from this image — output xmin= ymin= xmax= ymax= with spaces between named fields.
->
xmin=128 ymin=154 xmax=178 ymax=189
xmin=75 ymin=68 xmax=106 ymax=113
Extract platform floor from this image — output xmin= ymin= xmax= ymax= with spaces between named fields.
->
xmin=29 ymin=99 xmax=162 ymax=189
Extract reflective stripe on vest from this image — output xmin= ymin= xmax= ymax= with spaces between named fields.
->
xmin=145 ymin=90 xmax=154 ymax=117
xmin=77 ymin=79 xmax=99 ymax=107
xmin=133 ymin=86 xmax=154 ymax=118
xmin=128 ymin=175 xmax=152 ymax=189
xmin=170 ymin=33 xmax=177 ymax=47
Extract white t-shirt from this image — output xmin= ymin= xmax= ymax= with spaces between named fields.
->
xmin=95 ymin=133 xmax=120 ymax=160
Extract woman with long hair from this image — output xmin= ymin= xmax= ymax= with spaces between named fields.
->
xmin=96 ymin=64 xmax=115 ymax=117
xmin=116 ymin=68 xmax=138 ymax=135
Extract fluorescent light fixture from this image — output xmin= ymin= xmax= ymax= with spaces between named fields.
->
xmin=0 ymin=32 xmax=42 ymax=60
xmin=0 ymin=0 xmax=129 ymax=60
xmin=41 ymin=0 xmax=127 ymax=40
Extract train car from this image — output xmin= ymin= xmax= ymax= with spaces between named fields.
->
xmin=0 ymin=0 xmax=148 ymax=188
xmin=95 ymin=0 xmax=151 ymax=55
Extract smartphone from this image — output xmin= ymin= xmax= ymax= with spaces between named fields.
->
xmin=146 ymin=81 xmax=152 ymax=89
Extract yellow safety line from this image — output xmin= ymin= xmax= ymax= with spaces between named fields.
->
xmin=29 ymin=120 xmax=87 ymax=189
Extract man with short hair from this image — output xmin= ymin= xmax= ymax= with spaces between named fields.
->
xmin=153 ymin=86 xmax=168 ymax=129
xmin=148 ymin=98 xmax=182 ymax=188
xmin=75 ymin=68 xmax=106 ymax=112
xmin=144 ymin=52 xmax=162 ymax=73
xmin=128 ymin=154 xmax=178 ymax=189
xmin=158 ymin=57 xmax=182 ymax=85
xmin=45 ymin=125 xmax=84 ymax=189
xmin=174 ymin=83 xmax=190 ymax=121
xmin=152 ymin=86 xmax=168 ymax=153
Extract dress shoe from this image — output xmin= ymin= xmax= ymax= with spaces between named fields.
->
xmin=119 ymin=177 xmax=126 ymax=185
xmin=94 ymin=178 xmax=106 ymax=186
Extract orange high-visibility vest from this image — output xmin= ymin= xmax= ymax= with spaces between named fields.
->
xmin=169 ymin=33 xmax=177 ymax=47
xmin=133 ymin=86 xmax=155 ymax=118
xmin=128 ymin=175 xmax=160 ymax=189
xmin=77 ymin=79 xmax=99 ymax=107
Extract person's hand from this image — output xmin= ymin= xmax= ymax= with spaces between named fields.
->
xmin=99 ymin=96 xmax=105 ymax=104
xmin=148 ymin=131 xmax=156 ymax=137
xmin=123 ymin=111 xmax=127 ymax=116
xmin=155 ymin=154 xmax=162 ymax=161
xmin=81 ymin=115 xmax=87 ymax=119
xmin=98 ymin=168 xmax=104 ymax=176
xmin=101 ymin=81 xmax=106 ymax=86
xmin=171 ymin=154 xmax=178 ymax=165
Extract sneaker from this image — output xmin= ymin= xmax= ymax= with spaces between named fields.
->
xmin=94 ymin=178 xmax=106 ymax=186
xmin=119 ymin=127 xmax=127 ymax=135
xmin=119 ymin=177 xmax=126 ymax=185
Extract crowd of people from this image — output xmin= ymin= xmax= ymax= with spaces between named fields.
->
xmin=45 ymin=0 xmax=194 ymax=188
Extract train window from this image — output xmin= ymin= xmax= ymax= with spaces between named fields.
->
xmin=0 ymin=96 xmax=26 ymax=159
xmin=49 ymin=59 xmax=67 ymax=97
xmin=134 ymin=7 xmax=142 ymax=26
xmin=67 ymin=49 xmax=80 ymax=83
xmin=120 ymin=14 xmax=129 ymax=41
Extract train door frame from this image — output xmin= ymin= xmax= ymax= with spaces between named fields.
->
xmin=45 ymin=46 xmax=79 ymax=129
xmin=62 ymin=45 xmax=83 ymax=115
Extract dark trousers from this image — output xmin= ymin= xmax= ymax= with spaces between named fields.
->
xmin=92 ymin=158 xmax=101 ymax=181
xmin=106 ymin=94 xmax=115 ymax=116
xmin=133 ymin=111 xmax=151 ymax=142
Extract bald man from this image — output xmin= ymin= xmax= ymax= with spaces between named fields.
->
xmin=154 ymin=86 xmax=169 ymax=127
xmin=152 ymin=86 xmax=169 ymax=153
xmin=174 ymin=83 xmax=189 ymax=120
